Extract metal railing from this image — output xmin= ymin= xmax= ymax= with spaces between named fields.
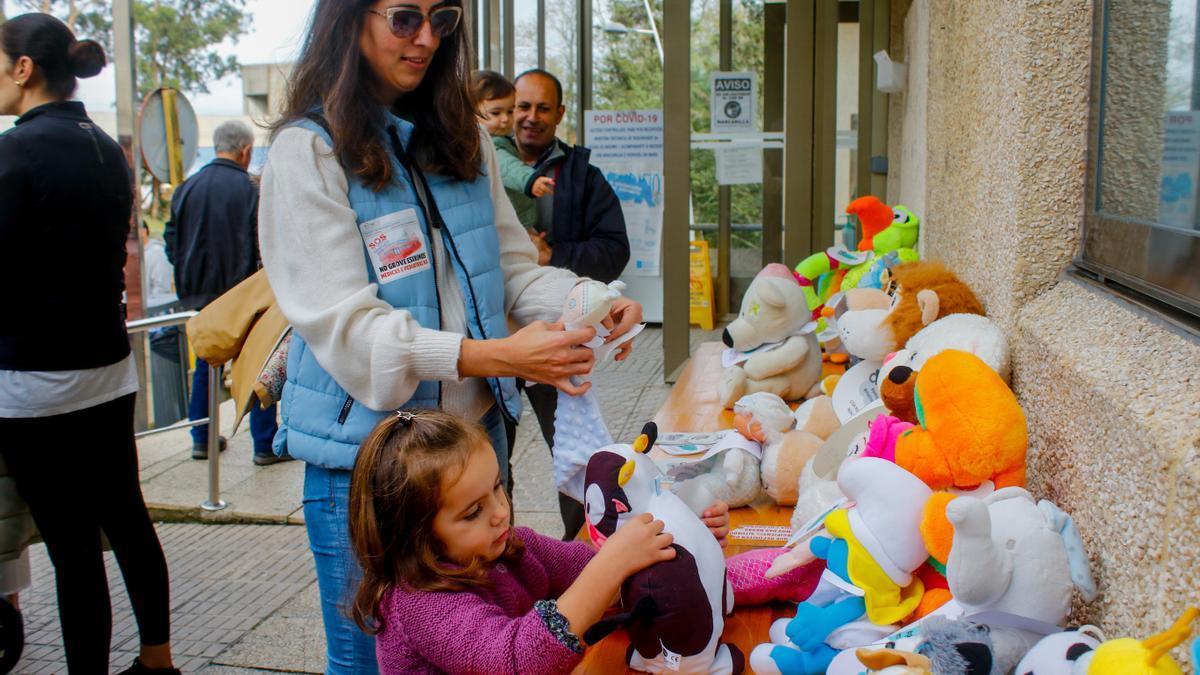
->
xmin=127 ymin=311 xmax=226 ymax=511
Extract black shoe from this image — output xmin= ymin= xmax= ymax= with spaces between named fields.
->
xmin=253 ymin=451 xmax=295 ymax=466
xmin=115 ymin=657 xmax=181 ymax=675
xmin=191 ymin=436 xmax=228 ymax=460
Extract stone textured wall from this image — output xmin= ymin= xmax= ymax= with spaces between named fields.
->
xmin=888 ymin=0 xmax=1200 ymax=650
xmin=910 ymin=0 xmax=1093 ymax=331
xmin=1017 ymin=280 xmax=1200 ymax=642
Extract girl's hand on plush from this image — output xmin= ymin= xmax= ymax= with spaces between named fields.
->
xmin=702 ymin=501 xmax=730 ymax=547
xmin=532 ymin=176 xmax=556 ymax=198
xmin=599 ymin=513 xmax=675 ymax=577
xmin=605 ymin=297 xmax=643 ymax=361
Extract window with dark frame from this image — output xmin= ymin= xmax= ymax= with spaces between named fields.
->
xmin=1083 ymin=0 xmax=1200 ymax=321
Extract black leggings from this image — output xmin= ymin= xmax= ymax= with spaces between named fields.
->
xmin=0 ymin=393 xmax=170 ymax=672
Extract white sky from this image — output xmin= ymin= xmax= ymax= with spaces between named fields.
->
xmin=3 ymin=0 xmax=317 ymax=115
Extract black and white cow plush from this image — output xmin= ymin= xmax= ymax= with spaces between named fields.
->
xmin=582 ymin=423 xmax=744 ymax=675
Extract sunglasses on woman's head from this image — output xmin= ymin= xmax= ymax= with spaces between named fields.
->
xmin=367 ymin=6 xmax=463 ymax=39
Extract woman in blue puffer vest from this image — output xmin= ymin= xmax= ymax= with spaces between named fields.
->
xmin=258 ymin=1 xmax=643 ymax=672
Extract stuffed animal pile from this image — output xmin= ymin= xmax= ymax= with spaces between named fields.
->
xmin=710 ymin=248 xmax=1181 ymax=674
xmin=583 ymin=212 xmax=1194 ymax=674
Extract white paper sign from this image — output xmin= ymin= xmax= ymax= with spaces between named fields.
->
xmin=715 ymin=146 xmax=763 ymax=185
xmin=830 ymin=359 xmax=883 ymax=424
xmin=1159 ymin=111 xmax=1200 ymax=229
xmin=359 ymin=209 xmax=431 ymax=284
xmin=585 ymin=110 xmax=664 ymax=276
xmin=710 ymin=72 xmax=757 ymax=131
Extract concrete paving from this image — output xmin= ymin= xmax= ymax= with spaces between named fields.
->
xmin=18 ymin=326 xmax=726 ymax=672
xmin=16 ymin=524 xmax=315 ymax=673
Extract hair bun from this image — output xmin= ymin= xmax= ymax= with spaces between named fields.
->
xmin=68 ymin=39 xmax=106 ymax=78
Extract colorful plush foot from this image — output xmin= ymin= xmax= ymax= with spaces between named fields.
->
xmin=726 ymin=548 xmax=824 ymax=606
xmin=749 ymin=642 xmax=839 ymax=675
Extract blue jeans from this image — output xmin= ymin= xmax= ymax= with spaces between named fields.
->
xmin=188 ymin=359 xmax=278 ymax=454
xmin=304 ymin=405 xmax=508 ymax=674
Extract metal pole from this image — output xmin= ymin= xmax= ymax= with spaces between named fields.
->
xmin=783 ymin=0 xmax=815 ymax=267
xmin=537 ymin=0 xmax=546 ymax=70
xmin=857 ymin=0 xmax=875 ymax=200
xmin=716 ymin=0 xmax=732 ymax=318
xmin=642 ymin=0 xmax=665 ymax=68
xmin=502 ymin=0 xmax=515 ymax=79
xmin=201 ymin=363 xmax=227 ymax=511
xmin=662 ymin=0 xmax=690 ymax=381
xmin=762 ymin=2 xmax=785 ymax=266
xmin=113 ymin=0 xmax=147 ymax=321
xmin=813 ymin=0 xmax=838 ymax=252
xmin=869 ymin=0 xmax=890 ymax=199
xmin=142 ymin=332 xmax=155 ymax=429
xmin=162 ymin=88 xmax=184 ymax=186
xmin=577 ymin=0 xmax=594 ymax=144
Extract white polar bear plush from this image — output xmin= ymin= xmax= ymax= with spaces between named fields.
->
xmin=719 ymin=264 xmax=823 ymax=409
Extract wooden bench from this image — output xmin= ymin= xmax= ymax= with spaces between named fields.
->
xmin=572 ymin=342 xmax=802 ymax=674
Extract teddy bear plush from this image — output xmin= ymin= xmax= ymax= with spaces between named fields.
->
xmin=726 ymin=392 xmax=837 ymax=506
xmin=719 ymin=264 xmax=823 ymax=408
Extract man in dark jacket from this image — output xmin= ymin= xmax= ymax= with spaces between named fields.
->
xmin=513 ymin=69 xmax=630 ymax=283
xmin=165 ymin=121 xmax=284 ymax=465
xmin=512 ymin=69 xmax=631 ymax=538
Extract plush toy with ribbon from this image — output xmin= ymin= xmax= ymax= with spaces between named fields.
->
xmin=582 ymin=423 xmax=743 ymax=674
xmin=719 ymin=264 xmax=823 ymax=408
xmin=750 ymin=457 xmax=932 ymax=675
xmin=551 ymin=280 xmax=644 ymax=502
xmin=927 ymin=488 xmax=1098 ymax=669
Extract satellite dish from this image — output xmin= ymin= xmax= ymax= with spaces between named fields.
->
xmin=138 ymin=88 xmax=199 ymax=183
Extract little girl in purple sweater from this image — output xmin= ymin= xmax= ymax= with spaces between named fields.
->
xmin=347 ymin=410 xmax=732 ymax=674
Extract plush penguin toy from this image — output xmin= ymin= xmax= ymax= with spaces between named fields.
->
xmin=583 ymin=423 xmax=744 ymax=675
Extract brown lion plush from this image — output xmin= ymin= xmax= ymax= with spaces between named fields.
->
xmin=836 ymin=261 xmax=986 ymax=363
xmin=884 ymin=262 xmax=985 ymax=348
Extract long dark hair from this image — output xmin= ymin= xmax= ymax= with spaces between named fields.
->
xmin=1 ymin=13 xmax=105 ymax=99
xmin=273 ymin=0 xmax=481 ymax=190
xmin=348 ymin=410 xmax=524 ymax=634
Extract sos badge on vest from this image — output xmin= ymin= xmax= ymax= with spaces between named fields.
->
xmin=358 ymin=208 xmax=432 ymax=283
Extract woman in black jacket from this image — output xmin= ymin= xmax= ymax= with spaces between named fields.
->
xmin=0 ymin=14 xmax=177 ymax=674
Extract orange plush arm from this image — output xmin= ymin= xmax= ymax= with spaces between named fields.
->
xmin=919 ymin=492 xmax=958 ymax=565
xmin=895 ymin=429 xmax=953 ymax=490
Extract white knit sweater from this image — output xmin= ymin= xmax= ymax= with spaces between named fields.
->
xmin=259 ymin=126 xmax=578 ymax=421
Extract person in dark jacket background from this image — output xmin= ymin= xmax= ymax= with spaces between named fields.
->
xmin=513 ymin=69 xmax=630 ymax=283
xmin=510 ymin=68 xmax=631 ymax=538
xmin=164 ymin=121 xmax=284 ymax=465
xmin=0 ymin=13 xmax=178 ymax=674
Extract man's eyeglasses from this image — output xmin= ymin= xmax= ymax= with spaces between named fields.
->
xmin=367 ymin=6 xmax=463 ymax=39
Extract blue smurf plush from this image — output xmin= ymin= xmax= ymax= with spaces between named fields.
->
xmin=750 ymin=457 xmax=932 ymax=675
